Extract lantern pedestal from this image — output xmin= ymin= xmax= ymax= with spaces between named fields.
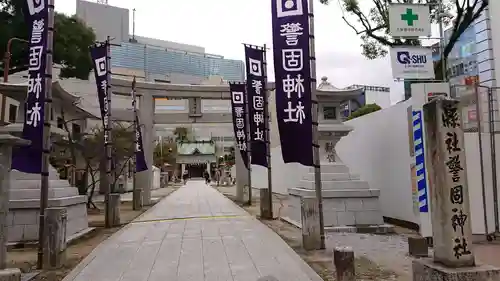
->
xmin=1 ymin=124 xmax=90 ymax=244
xmin=285 ymin=111 xmax=390 ymax=233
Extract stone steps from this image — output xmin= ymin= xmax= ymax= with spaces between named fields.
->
xmin=9 ymin=186 xmax=80 ymax=200
xmin=307 ymin=163 xmax=350 ymax=174
xmin=302 ymin=172 xmax=360 ymax=181
xmin=299 ymin=179 xmax=370 ymax=190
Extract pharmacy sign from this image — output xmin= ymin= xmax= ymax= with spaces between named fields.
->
xmin=389 ymin=4 xmax=431 ymax=38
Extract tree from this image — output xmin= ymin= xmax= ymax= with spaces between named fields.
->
xmin=347 ymin=103 xmax=381 ymax=120
xmin=173 ymin=127 xmax=189 ymax=142
xmin=153 ymin=141 xmax=177 ymax=167
xmin=0 ymin=0 xmax=96 ymax=79
xmin=51 ymin=109 xmax=136 ymax=207
xmin=320 ymin=0 xmax=488 ymax=80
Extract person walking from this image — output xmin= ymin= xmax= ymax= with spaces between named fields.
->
xmin=182 ymin=170 xmax=189 ymax=185
xmin=203 ymin=170 xmax=210 ymax=185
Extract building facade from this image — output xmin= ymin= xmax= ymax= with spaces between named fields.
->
xmin=76 ymin=0 xmax=245 ymax=84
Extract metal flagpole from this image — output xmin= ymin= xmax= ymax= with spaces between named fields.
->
xmin=37 ymin=0 xmax=55 ymax=269
xmin=262 ymin=44 xmax=273 ymax=218
xmin=104 ymin=36 xmax=113 ymax=227
xmin=245 ymin=84 xmax=252 ymax=206
xmin=308 ymin=0 xmax=325 ymax=249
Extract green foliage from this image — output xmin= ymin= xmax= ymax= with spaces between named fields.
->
xmin=173 ymin=127 xmax=189 ymax=142
xmin=319 ymin=0 xmax=488 ymax=80
xmin=52 ymin=123 xmax=135 ymax=170
xmin=347 ymin=103 xmax=381 ymax=120
xmin=153 ymin=141 xmax=177 ymax=167
xmin=222 ymin=146 xmax=236 ymax=168
xmin=0 ymin=0 xmax=96 ymax=79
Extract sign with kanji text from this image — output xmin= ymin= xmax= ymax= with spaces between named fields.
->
xmin=244 ymin=45 xmax=268 ymax=168
xmin=389 ymin=4 xmax=431 ymax=38
xmin=11 ymin=0 xmax=49 ymax=174
xmin=271 ymin=0 xmax=313 ymax=167
xmin=229 ymin=82 xmax=249 ymax=169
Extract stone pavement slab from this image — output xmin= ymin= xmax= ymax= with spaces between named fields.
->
xmin=63 ymin=180 xmax=323 ymax=281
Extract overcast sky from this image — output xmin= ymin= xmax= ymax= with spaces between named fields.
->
xmin=55 ymin=0 xmax=405 ymax=103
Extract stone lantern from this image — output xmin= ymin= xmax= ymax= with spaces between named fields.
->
xmin=285 ymin=77 xmax=388 ymax=232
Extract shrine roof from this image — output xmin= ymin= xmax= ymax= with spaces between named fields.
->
xmin=0 ymin=81 xmax=96 ymax=119
xmin=177 ymin=140 xmax=216 ymax=155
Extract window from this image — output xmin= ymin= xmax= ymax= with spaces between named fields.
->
xmin=8 ymin=104 xmax=17 ymax=123
xmin=72 ymin=123 xmax=81 ymax=140
xmin=57 ymin=117 xmax=64 ymax=129
xmin=323 ymin=106 xmax=337 ymax=120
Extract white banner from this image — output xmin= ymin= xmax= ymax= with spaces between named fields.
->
xmin=390 ymin=46 xmax=435 ymax=80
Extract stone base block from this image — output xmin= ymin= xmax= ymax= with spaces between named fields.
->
xmin=325 ymin=224 xmax=394 ymax=234
xmin=0 ymin=268 xmax=21 ymax=281
xmin=288 ymin=187 xmax=384 ymax=228
xmin=413 ymin=258 xmax=500 ymax=281
xmin=7 ymin=196 xmax=88 ymax=243
xmin=408 ymin=236 xmax=429 ymax=257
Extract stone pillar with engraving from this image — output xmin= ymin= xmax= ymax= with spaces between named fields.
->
xmin=412 ymin=98 xmax=500 ymax=281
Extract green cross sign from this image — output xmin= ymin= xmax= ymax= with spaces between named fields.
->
xmin=401 ymin=8 xmax=418 ymax=26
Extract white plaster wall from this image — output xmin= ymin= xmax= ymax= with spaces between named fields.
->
xmin=333 ymin=99 xmax=496 ymax=234
xmin=336 ymin=100 xmax=416 ymax=224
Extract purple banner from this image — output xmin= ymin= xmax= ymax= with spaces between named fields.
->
xmin=271 ymin=0 xmax=313 ymax=166
xmin=11 ymin=0 xmax=50 ymax=173
xmin=134 ymin=116 xmax=148 ymax=172
xmin=229 ymin=83 xmax=249 ymax=169
xmin=89 ymin=43 xmax=108 ymax=130
xmin=244 ymin=46 xmax=268 ymax=168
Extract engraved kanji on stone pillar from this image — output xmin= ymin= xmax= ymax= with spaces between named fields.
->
xmin=423 ymin=98 xmax=474 ymax=267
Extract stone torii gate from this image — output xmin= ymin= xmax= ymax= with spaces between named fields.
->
xmin=111 ymin=78 xmax=276 ymax=204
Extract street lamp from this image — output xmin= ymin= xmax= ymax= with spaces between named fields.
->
xmin=3 ymin=37 xmax=29 ymax=82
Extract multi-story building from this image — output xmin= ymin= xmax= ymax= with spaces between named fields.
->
xmin=75 ymin=0 xmax=244 ymax=156
xmin=76 ymin=0 xmax=245 ymax=84
xmin=340 ymin=84 xmax=391 ymax=117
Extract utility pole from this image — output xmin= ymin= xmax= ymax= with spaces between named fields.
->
xmin=437 ymin=0 xmax=447 ymax=81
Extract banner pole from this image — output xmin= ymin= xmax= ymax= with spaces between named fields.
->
xmin=262 ymin=44 xmax=273 ymax=218
xmin=308 ymin=0 xmax=325 ymax=249
xmin=245 ymin=83 xmax=252 ymax=206
xmin=131 ymin=77 xmax=142 ymax=210
xmin=104 ymin=36 xmax=113 ymax=227
xmin=37 ymin=0 xmax=55 ymax=269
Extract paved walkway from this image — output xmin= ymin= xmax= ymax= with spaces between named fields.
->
xmin=63 ymin=180 xmax=322 ymax=281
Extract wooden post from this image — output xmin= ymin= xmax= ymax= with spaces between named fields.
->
xmin=259 ymin=188 xmax=272 ymax=219
xmin=333 ymin=246 xmax=355 ymax=281
xmin=43 ymin=208 xmax=67 ymax=269
xmin=106 ymin=193 xmax=121 ymax=227
xmin=301 ymin=197 xmax=321 ymax=250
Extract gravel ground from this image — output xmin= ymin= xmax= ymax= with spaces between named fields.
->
xmin=326 ymin=233 xmax=413 ymax=280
